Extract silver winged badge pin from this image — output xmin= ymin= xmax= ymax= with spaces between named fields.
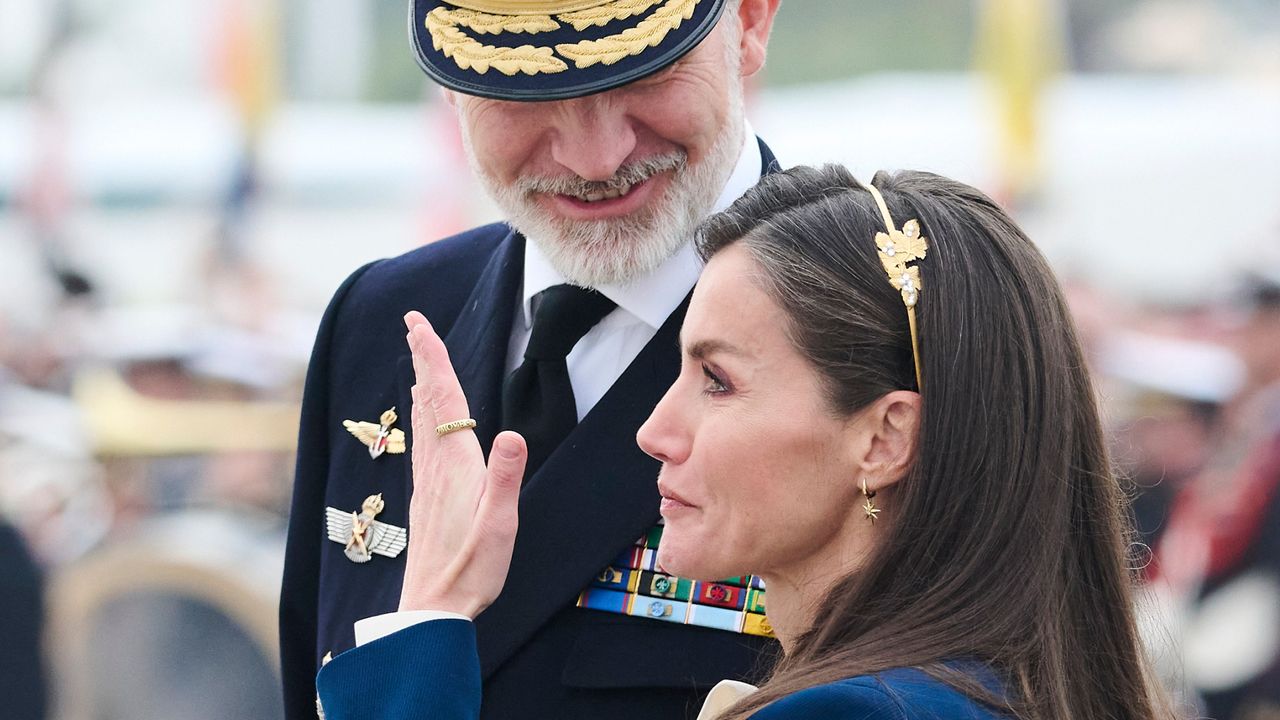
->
xmin=325 ymin=493 xmax=407 ymax=563
xmin=343 ymin=407 xmax=406 ymax=459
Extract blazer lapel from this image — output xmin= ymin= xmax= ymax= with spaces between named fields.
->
xmin=757 ymin=137 xmax=780 ymax=176
xmin=397 ymin=231 xmax=524 ymax=493
xmin=474 ymin=294 xmax=691 ymax=678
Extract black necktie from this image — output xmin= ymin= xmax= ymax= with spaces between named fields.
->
xmin=503 ymin=284 xmax=616 ymax=475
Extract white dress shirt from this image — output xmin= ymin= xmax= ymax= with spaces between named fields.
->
xmin=353 ymin=121 xmax=762 ymax=644
xmin=354 ymin=610 xmax=471 ymax=646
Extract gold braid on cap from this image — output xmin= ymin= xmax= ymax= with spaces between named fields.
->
xmin=863 ymin=183 xmax=928 ymax=390
xmin=426 ymin=0 xmax=697 ymax=76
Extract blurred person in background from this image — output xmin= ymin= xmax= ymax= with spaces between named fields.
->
xmin=1149 ymin=267 xmax=1280 ymax=719
xmin=280 ymin=1 xmax=785 ymax=718
xmin=1099 ymin=328 xmax=1242 ymax=549
xmin=1122 ymin=392 xmax=1220 ymax=549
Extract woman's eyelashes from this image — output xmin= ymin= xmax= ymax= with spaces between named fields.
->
xmin=701 ymin=364 xmax=729 ymax=394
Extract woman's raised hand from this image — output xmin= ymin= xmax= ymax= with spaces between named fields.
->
xmin=398 ymin=311 xmax=527 ymax=618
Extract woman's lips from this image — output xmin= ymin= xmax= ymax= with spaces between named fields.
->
xmin=658 ymin=483 xmax=696 ymax=514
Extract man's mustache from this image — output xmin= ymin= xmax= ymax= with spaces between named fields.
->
xmin=516 ymin=151 xmax=687 ymax=196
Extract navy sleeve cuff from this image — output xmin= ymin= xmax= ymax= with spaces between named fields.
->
xmin=316 ymin=618 xmax=480 ymax=720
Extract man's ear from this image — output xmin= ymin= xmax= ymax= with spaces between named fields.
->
xmin=736 ymin=0 xmax=780 ymax=78
xmin=441 ymin=87 xmax=458 ymax=109
xmin=855 ymin=390 xmax=921 ymax=492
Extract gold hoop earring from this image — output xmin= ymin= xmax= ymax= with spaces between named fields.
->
xmin=861 ymin=478 xmax=880 ymax=524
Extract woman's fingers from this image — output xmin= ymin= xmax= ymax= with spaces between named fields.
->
xmin=405 ymin=313 xmax=469 ymax=424
xmin=404 ymin=312 xmax=440 ymax=457
xmin=480 ymin=431 xmax=526 ymax=539
xmin=405 ymin=312 xmax=483 ymax=465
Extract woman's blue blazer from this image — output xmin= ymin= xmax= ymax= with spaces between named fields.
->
xmin=316 ymin=619 xmax=1008 ymax=719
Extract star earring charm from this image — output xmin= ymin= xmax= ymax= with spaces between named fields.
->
xmin=861 ymin=478 xmax=880 ymax=524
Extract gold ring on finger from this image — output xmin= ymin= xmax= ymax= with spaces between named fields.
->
xmin=435 ymin=418 xmax=477 ymax=437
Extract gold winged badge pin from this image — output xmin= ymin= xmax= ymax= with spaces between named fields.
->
xmin=343 ymin=407 xmax=405 ymax=459
xmin=325 ymin=493 xmax=407 ymax=563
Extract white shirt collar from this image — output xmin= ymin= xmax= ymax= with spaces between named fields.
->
xmin=521 ymin=120 xmax=761 ymax=331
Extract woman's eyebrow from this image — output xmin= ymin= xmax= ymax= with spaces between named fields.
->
xmin=681 ymin=338 xmax=745 ymax=360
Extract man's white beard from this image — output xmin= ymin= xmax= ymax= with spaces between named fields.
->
xmin=461 ymin=90 xmax=745 ymax=288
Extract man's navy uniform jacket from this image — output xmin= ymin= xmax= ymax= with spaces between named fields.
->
xmin=280 ymin=142 xmax=780 ymax=719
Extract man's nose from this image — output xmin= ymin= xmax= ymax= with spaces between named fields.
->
xmin=549 ymin=97 xmax=638 ymax=181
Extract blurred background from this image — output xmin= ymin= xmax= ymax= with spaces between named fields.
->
xmin=0 ymin=0 xmax=1277 ymax=718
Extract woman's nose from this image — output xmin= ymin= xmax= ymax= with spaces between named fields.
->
xmin=636 ymin=385 xmax=688 ymax=465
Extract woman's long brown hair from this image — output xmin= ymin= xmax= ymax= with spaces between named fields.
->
xmin=696 ymin=165 xmax=1169 ymax=720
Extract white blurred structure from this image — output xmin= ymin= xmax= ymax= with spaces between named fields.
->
xmin=2 ymin=73 xmax=1278 ymax=321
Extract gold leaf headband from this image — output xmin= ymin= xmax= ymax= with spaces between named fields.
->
xmin=863 ymin=183 xmax=927 ymax=390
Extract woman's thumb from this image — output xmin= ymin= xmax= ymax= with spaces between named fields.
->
xmin=481 ymin=431 xmax=526 ymax=531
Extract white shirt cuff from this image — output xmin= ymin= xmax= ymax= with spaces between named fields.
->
xmin=353 ymin=610 xmax=472 ymax=646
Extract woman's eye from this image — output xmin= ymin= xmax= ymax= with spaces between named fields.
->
xmin=701 ymin=364 xmax=728 ymax=394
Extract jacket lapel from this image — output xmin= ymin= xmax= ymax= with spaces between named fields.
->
xmin=474 ymin=295 xmax=691 ymax=677
xmin=757 ymin=137 xmax=779 ymax=176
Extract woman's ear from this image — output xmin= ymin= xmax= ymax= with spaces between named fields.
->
xmin=855 ymin=390 xmax=921 ymax=492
